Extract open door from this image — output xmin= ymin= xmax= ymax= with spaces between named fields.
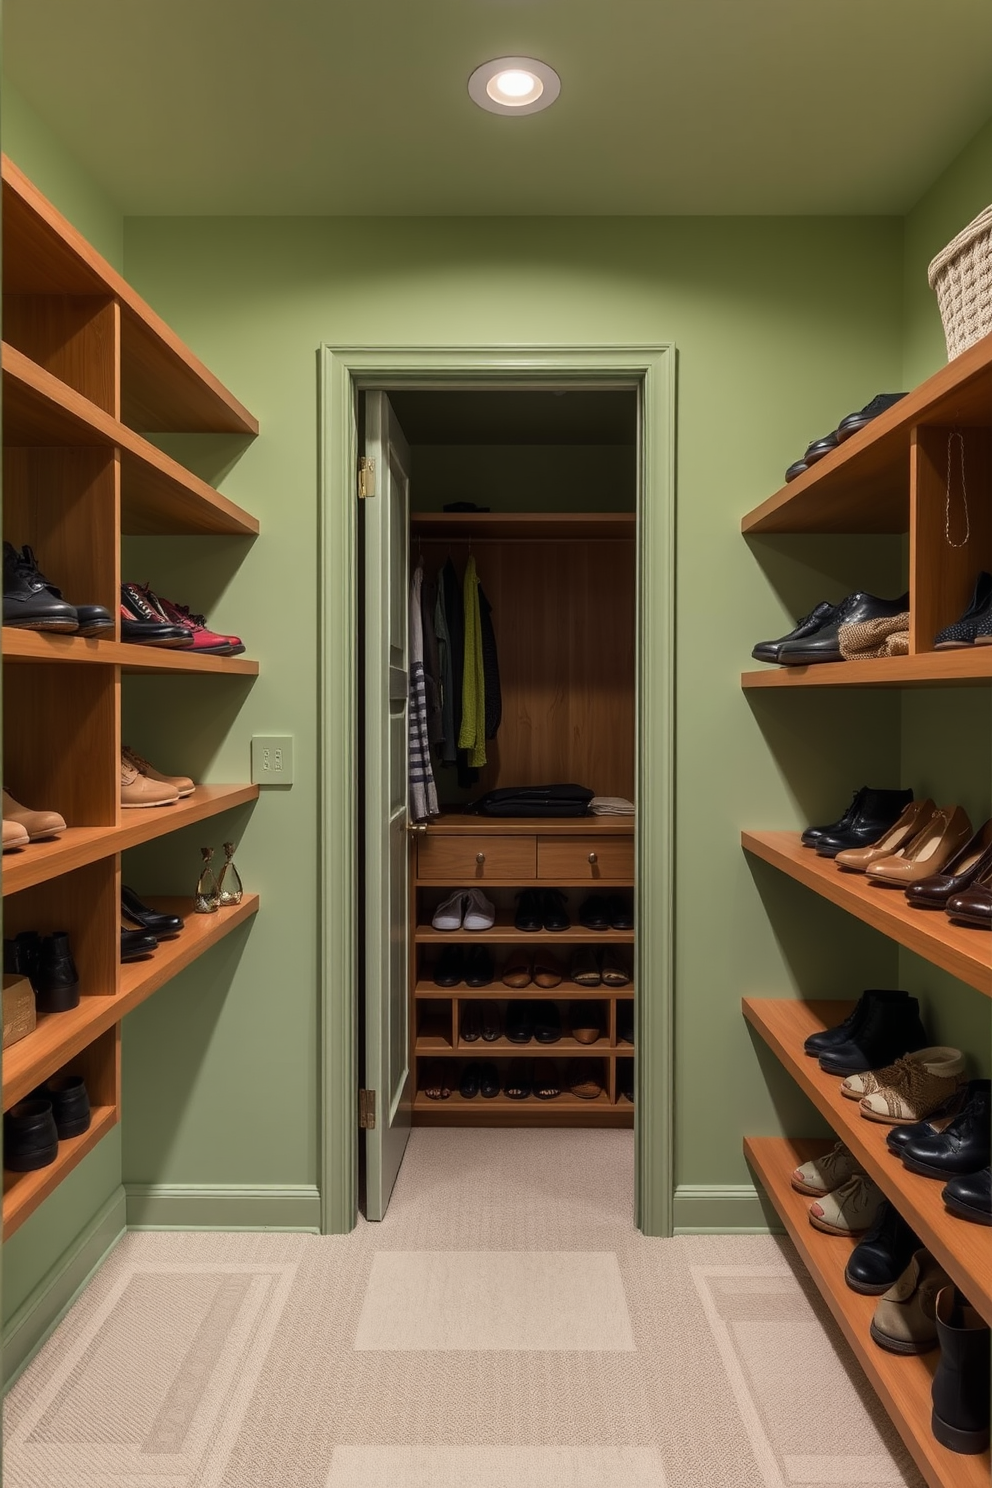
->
xmin=361 ymin=391 xmax=413 ymax=1220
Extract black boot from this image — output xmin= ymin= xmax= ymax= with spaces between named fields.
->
xmin=801 ymin=785 xmax=907 ymax=849
xmin=818 ymin=993 xmax=929 ymax=1076
xmin=900 ymin=1079 xmax=991 ymax=1180
xmin=813 ymin=786 xmax=915 ymax=857
xmin=931 ymin=1287 xmax=991 ymax=1454
xmin=844 ymin=1200 xmax=920 ymax=1295
xmin=804 ymin=988 xmax=909 ymax=1057
xmin=34 ymin=931 xmax=80 ymax=1013
xmin=2 ymin=543 xmax=78 ymax=632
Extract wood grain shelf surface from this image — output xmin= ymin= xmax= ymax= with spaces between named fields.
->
xmin=413 ymin=982 xmax=633 ymax=999
xmin=743 ymin=997 xmax=992 ymax=1323
xmin=742 ymin=650 xmax=992 ymax=689
xmin=416 ymin=1038 xmax=631 ymax=1055
xmin=421 ymin=815 xmax=634 ymax=836
xmin=413 ymin=1091 xmax=633 ymax=1126
xmin=742 ymin=831 xmax=992 ymax=996
xmin=2 ymin=345 xmax=259 ymax=536
xmin=2 ymin=785 xmax=259 ymax=896
xmin=415 ymin=919 xmax=635 ymax=944
xmin=2 ymin=628 xmax=258 ymax=675
xmin=2 ymin=895 xmax=259 ymax=1112
xmin=744 ymin=1135 xmax=990 ymax=1488
xmin=2 ymin=155 xmax=257 ymax=437
xmin=741 ymin=328 xmax=992 ymax=535
xmin=411 ymin=511 xmax=636 ymax=540
xmin=3 ymin=1103 xmax=118 ymax=1240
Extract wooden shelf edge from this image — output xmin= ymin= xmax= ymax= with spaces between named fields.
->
xmin=2 ymin=784 xmax=259 ymax=896
xmin=3 ymin=1104 xmax=118 ymax=1240
xmin=415 ymin=927 xmax=636 ymax=944
xmin=744 ymin=1136 xmax=989 ymax=1488
xmin=742 ymin=997 xmax=992 ymax=1325
xmin=415 ymin=1040 xmax=626 ymax=1055
xmin=2 ymin=895 xmax=259 ymax=1110
xmin=742 ymin=831 xmax=992 ymax=996
xmin=413 ymin=983 xmax=633 ymax=998
xmin=742 ymin=651 xmax=992 ymax=689
xmin=422 ymin=816 xmax=635 ymax=835
xmin=410 ymin=512 xmax=636 ymax=541
xmin=1 ymin=628 xmax=258 ymax=675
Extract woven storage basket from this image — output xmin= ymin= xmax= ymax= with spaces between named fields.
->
xmin=928 ymin=204 xmax=992 ymax=359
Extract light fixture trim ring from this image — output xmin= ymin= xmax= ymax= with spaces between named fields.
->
xmin=468 ymin=56 xmax=561 ymax=116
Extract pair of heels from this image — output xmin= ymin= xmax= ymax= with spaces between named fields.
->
xmin=834 ymin=800 xmax=974 ymax=887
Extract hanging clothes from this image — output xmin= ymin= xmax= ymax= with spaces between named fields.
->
xmin=420 ymin=570 xmax=444 ymax=747
xmin=479 ymin=583 xmax=502 ymax=739
xmin=440 ymin=558 xmax=464 ymax=764
xmin=458 ymin=554 xmax=487 ymax=768
xmin=433 ymin=576 xmax=457 ymax=762
xmin=408 ymin=561 xmax=439 ymax=822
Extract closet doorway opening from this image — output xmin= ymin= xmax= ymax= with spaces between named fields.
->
xmin=318 ymin=346 xmax=675 ymax=1237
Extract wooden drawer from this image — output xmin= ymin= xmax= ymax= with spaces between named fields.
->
xmin=417 ymin=833 xmax=536 ymax=882
xmin=536 ymin=835 xmax=633 ymax=882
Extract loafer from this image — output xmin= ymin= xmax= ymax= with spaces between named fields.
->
xmin=35 ymin=1074 xmax=90 ymax=1139
xmin=532 ymin=952 xmax=564 ymax=989
xmin=121 ymin=927 xmax=158 ymax=962
xmin=460 ymin=1004 xmax=482 ymax=1043
xmin=480 ymin=1002 xmax=501 ymax=1041
xmin=541 ymin=890 xmax=570 ymax=932
xmin=569 ymin=1001 xmax=604 ymax=1045
xmin=579 ymin=895 xmax=611 ymax=931
xmin=607 ymin=895 xmax=633 ymax=930
xmin=501 ymin=951 xmax=532 ymax=988
xmin=845 ymin=1200 xmax=920 ymax=1295
xmin=869 ymin=1249 xmax=950 ymax=1353
xmin=505 ymin=1001 xmax=533 ymax=1043
xmin=784 ymin=457 xmax=809 ymax=483
xmin=458 ymin=1061 xmax=481 ymax=1099
xmin=941 ymin=1166 xmax=991 ymax=1225
xmin=434 ymin=945 xmax=464 ymax=987
xmin=479 ymin=1060 xmax=500 ymax=1097
xmin=3 ymin=1097 xmax=59 ymax=1171
xmin=777 ymin=589 xmax=910 ymax=666
xmin=905 ymin=822 xmax=992 ymax=910
xmin=567 ymin=1059 xmax=604 ymax=1100
xmin=121 ymin=885 xmax=184 ymax=938
xmin=808 ymin=1172 xmax=885 ymax=1235
xmin=514 ymin=890 xmax=544 ymax=933
xmin=802 ymin=430 xmax=840 ymax=464
xmin=464 ymin=946 xmax=494 ymax=987
xmin=751 ymin=600 xmax=837 ymax=665
xmin=532 ymin=1001 xmax=562 ymax=1043
xmin=835 ymin=392 xmax=907 ymax=441
xmin=35 ymin=931 xmax=80 ymax=1013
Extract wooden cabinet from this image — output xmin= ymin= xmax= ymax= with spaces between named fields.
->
xmin=536 ymin=833 xmax=634 ymax=882
xmin=417 ymin=833 xmax=536 ymax=882
xmin=0 ymin=157 xmax=260 ymax=1238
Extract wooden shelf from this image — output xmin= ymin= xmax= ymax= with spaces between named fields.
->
xmin=413 ymin=1090 xmax=632 ymax=1126
xmin=2 ymin=344 xmax=259 ymax=536
xmin=742 ymin=650 xmax=992 ymax=689
xmin=422 ymin=814 xmax=634 ymax=836
xmin=745 ymin=1135 xmax=989 ymax=1488
xmin=413 ymin=981 xmax=632 ymax=998
xmin=416 ymin=1036 xmax=625 ymax=1055
xmin=415 ymin=918 xmax=635 ymax=944
xmin=742 ymin=831 xmax=991 ymax=996
xmin=742 ymin=998 xmax=992 ymax=1324
xmin=2 ymin=628 xmax=258 ymax=675
xmin=2 ymin=785 xmax=259 ymax=896
xmin=3 ymin=1104 xmax=118 ymax=1240
xmin=2 ymin=155 xmax=257 ymax=436
xmin=741 ymin=328 xmax=992 ymax=534
xmin=410 ymin=512 xmax=635 ymax=541
xmin=2 ymin=895 xmax=259 ymax=1111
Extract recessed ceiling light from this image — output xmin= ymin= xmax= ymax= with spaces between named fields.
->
xmin=468 ymin=57 xmax=561 ymax=116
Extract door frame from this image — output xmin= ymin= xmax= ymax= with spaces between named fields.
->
xmin=318 ymin=343 xmax=676 ymax=1236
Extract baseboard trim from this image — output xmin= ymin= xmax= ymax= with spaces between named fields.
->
xmin=672 ymin=1183 xmax=782 ymax=1234
xmin=125 ymin=1183 xmax=322 ymax=1231
xmin=2 ymin=1184 xmax=127 ymax=1390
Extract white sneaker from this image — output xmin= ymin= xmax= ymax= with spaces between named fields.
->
xmin=462 ymin=888 xmax=496 ymax=931
xmin=432 ymin=891 xmax=467 ymax=931
xmin=790 ymin=1141 xmax=859 ymax=1197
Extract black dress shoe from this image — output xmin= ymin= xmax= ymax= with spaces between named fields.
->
xmin=532 ymin=1001 xmax=562 ymax=1044
xmin=121 ymin=927 xmax=158 ymax=962
xmin=835 ymin=393 xmax=907 ymax=441
xmin=844 ymin=1200 xmax=920 ymax=1295
xmin=35 ymin=1074 xmax=91 ymax=1139
xmin=777 ymin=590 xmax=910 ymax=665
xmin=886 ymin=1084 xmax=970 ymax=1153
xmin=607 ymin=895 xmax=633 ymax=930
xmin=784 ymin=458 xmax=808 ymax=483
xmin=73 ymin=604 xmax=115 ymax=638
xmin=933 ymin=571 xmax=992 ymax=650
xmin=811 ymin=787 xmax=915 ymax=858
xmin=900 ymin=1081 xmax=991 ymax=1180
xmin=120 ymin=583 xmax=194 ymax=648
xmin=434 ymin=945 xmax=464 ymax=987
xmin=121 ymin=885 xmax=184 ymax=938
xmin=941 ymin=1166 xmax=991 ymax=1226
xmin=579 ymin=894 xmax=611 ymax=931
xmin=802 ymin=430 xmax=840 ymax=464
xmin=505 ymin=1001 xmax=533 ymax=1043
xmin=480 ymin=1001 xmax=501 ymax=1041
xmin=35 ymin=932 xmax=80 ymax=1013
xmin=803 ymin=988 xmax=909 ymax=1057
xmin=817 ymin=993 xmax=929 ymax=1076
xmin=542 ymin=890 xmax=570 ymax=932
xmin=479 ymin=1060 xmax=500 ymax=1098
xmin=514 ymin=890 xmax=544 ymax=932
xmin=801 ymin=785 xmax=912 ymax=850
xmin=465 ymin=946 xmax=494 ymax=987
xmin=460 ymin=1003 xmax=482 ymax=1043
xmin=4 ymin=1097 xmax=59 ymax=1171
xmin=459 ymin=1061 xmax=481 ymax=1099
xmin=2 ymin=543 xmax=78 ymax=632
xmin=751 ymin=600 xmax=837 ymax=665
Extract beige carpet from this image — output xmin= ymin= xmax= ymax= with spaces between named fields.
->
xmin=3 ymin=1130 xmax=923 ymax=1488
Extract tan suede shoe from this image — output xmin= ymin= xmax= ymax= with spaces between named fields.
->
xmin=808 ymin=1172 xmax=885 ymax=1235
xmin=790 ymin=1140 xmax=860 ymax=1196
xmin=2 ymin=817 xmax=30 ymax=851
xmin=2 ymin=789 xmax=66 ymax=840
xmin=869 ymin=1249 xmax=951 ymax=1354
xmin=866 ymin=805 xmax=973 ymax=886
xmin=122 ymin=744 xmax=194 ymax=798
xmin=859 ymin=1049 xmax=964 ymax=1125
xmin=120 ymin=753 xmax=180 ymax=809
xmin=834 ymin=799 xmax=936 ymax=872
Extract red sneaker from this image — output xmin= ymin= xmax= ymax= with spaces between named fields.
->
xmin=136 ymin=585 xmax=236 ymax=655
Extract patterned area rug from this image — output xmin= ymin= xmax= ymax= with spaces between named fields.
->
xmin=3 ymin=1130 xmax=922 ymax=1488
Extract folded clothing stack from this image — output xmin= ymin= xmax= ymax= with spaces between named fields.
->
xmin=466 ymin=784 xmax=593 ymax=818
xmin=589 ymin=796 xmax=634 ymax=816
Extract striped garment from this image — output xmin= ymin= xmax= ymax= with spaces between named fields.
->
xmin=409 ymin=563 xmax=439 ymax=822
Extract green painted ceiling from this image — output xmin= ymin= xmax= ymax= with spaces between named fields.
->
xmin=6 ymin=0 xmax=992 ymax=216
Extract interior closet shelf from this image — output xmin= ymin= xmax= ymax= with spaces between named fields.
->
xmin=413 ymin=1091 xmax=633 ymax=1126
xmin=410 ymin=512 xmax=636 ymax=540
xmin=741 ymin=327 xmax=992 ymax=535
xmin=744 ymin=1135 xmax=989 ymax=1488
xmin=422 ymin=816 xmax=634 ymax=836
xmin=3 ymin=1103 xmax=118 ymax=1241
xmin=1 ymin=344 xmax=259 ymax=536
xmin=413 ymin=981 xmax=634 ymax=999
xmin=2 ymin=785 xmax=259 ymax=896
xmin=1 ymin=628 xmax=259 ymax=675
xmin=741 ymin=831 xmax=991 ymax=996
xmin=743 ymin=998 xmax=992 ymax=1324
xmin=2 ymin=155 xmax=258 ymax=436
xmin=424 ymin=1039 xmax=628 ymax=1055
xmin=415 ymin=920 xmax=635 ymax=945
xmin=742 ymin=651 xmax=992 ymax=689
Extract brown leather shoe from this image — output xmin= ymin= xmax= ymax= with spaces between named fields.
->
xmin=866 ymin=806 xmax=973 ymax=887
xmin=122 ymin=744 xmax=194 ymax=798
xmin=533 ymin=952 xmax=564 ymax=989
xmin=2 ymin=790 xmax=66 ymax=841
xmin=905 ymin=820 xmax=992 ymax=910
xmin=946 ymin=862 xmax=992 ymax=928
xmin=567 ymin=1059 xmax=604 ymax=1100
xmin=501 ymin=951 xmax=532 ymax=989
xmin=120 ymin=753 xmax=180 ymax=809
xmin=834 ymin=799 xmax=936 ymax=872
xmin=569 ymin=1001 xmax=604 ymax=1044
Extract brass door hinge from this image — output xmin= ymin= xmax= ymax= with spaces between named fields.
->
xmin=359 ymin=1088 xmax=377 ymax=1129
xmin=358 ymin=456 xmax=376 ymax=499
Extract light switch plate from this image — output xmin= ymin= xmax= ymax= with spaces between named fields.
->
xmin=251 ymin=735 xmax=294 ymax=785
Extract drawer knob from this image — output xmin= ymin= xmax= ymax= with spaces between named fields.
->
xmin=588 ymin=852 xmax=598 ymax=865
xmin=476 ymin=852 xmax=486 ymax=865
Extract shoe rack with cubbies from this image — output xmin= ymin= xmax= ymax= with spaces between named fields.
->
xmin=740 ymin=332 xmax=992 ymax=1488
xmin=1 ymin=156 xmax=261 ymax=1238
xmin=411 ymin=817 xmax=635 ymax=1127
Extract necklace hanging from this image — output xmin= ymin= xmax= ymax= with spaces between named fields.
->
xmin=945 ymin=429 xmax=971 ymax=549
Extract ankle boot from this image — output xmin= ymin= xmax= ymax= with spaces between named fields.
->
xmin=818 ymin=993 xmax=929 ymax=1076
xmin=931 ymin=1287 xmax=991 ymax=1454
xmin=804 ymin=988 xmax=908 ymax=1057
xmin=3 ymin=930 xmax=41 ymax=986
xmin=34 ymin=932 xmax=80 ymax=1013
xmin=813 ymin=787 xmax=916 ymax=857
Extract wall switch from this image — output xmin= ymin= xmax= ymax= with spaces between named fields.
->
xmin=251 ymin=735 xmax=294 ymax=786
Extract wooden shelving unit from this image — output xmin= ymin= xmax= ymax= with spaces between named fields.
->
xmin=744 ymin=1136 xmax=989 ymax=1488
xmin=742 ymin=650 xmax=992 ymax=689
xmin=415 ymin=918 xmax=635 ymax=945
xmin=741 ymin=830 xmax=991 ymax=995
xmin=1 ymin=161 xmax=260 ymax=1235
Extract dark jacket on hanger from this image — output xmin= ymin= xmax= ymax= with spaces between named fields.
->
xmin=479 ymin=584 xmax=502 ymax=739
xmin=420 ymin=573 xmax=444 ymax=746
